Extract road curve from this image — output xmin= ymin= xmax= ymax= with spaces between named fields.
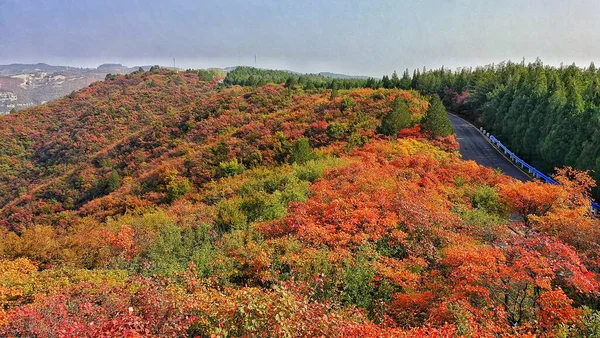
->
xmin=448 ymin=113 xmax=530 ymax=181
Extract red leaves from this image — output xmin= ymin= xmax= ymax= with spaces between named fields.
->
xmin=501 ymin=169 xmax=600 ymax=272
xmin=430 ymin=135 xmax=460 ymax=151
xmin=255 ymin=137 xmax=600 ymax=334
xmin=500 ymin=180 xmax=565 ymax=223
xmin=510 ymin=235 xmax=599 ymax=294
xmin=553 ymin=167 xmax=597 ymax=202
xmin=264 ymin=139 xmax=462 ymax=249
xmin=397 ymin=124 xmax=423 ymax=139
xmin=103 ymin=224 xmax=138 ymax=261
xmin=305 ymin=120 xmax=330 ymax=147
xmin=1 ymin=277 xmax=194 ymax=337
xmin=443 ymin=244 xmax=505 ymax=299
xmin=537 ymin=289 xmax=578 ymax=330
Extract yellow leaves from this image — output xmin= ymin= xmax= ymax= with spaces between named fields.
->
xmin=0 ymin=257 xmax=126 ymax=310
xmin=0 ymin=257 xmax=38 ymax=276
xmin=389 ymin=229 xmax=408 ymax=245
xmin=347 ymin=88 xmax=375 ymax=98
xmin=8 ymin=225 xmax=60 ymax=265
xmin=529 ymin=205 xmax=594 ymax=237
xmin=358 ymin=137 xmax=449 ymax=161
xmin=188 ymin=283 xmax=366 ymax=338
xmin=0 ymin=258 xmax=38 ymax=308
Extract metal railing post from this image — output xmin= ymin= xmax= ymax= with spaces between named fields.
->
xmin=487 ymin=132 xmax=599 ymax=217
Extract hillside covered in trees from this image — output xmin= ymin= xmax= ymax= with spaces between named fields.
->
xmin=224 ymin=66 xmax=376 ymax=90
xmin=226 ymin=62 xmax=600 ymax=200
xmin=1 ymin=68 xmax=599 ymax=337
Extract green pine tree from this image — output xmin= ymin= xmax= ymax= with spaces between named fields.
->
xmin=285 ymin=76 xmax=296 ymax=89
xmin=330 ymin=79 xmax=339 ymax=99
xmin=289 ymin=137 xmax=316 ymax=164
xmin=377 ymin=96 xmax=411 ymax=137
xmin=106 ymin=170 xmax=121 ymax=193
xmin=422 ymin=96 xmax=453 ymax=137
xmin=391 ymin=71 xmax=401 ymax=88
xmin=382 ymin=75 xmax=392 ymax=89
xmin=399 ymin=69 xmax=412 ymax=89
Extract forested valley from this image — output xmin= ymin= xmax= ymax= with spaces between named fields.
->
xmin=0 ymin=66 xmax=599 ymax=336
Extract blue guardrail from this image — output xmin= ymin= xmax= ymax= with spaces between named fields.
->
xmin=483 ymin=132 xmax=600 ymax=214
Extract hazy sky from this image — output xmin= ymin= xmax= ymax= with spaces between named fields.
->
xmin=1 ymin=0 xmax=599 ymax=77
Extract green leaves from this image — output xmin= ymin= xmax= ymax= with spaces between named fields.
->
xmin=145 ymin=224 xmax=214 ymax=276
xmin=218 ymin=158 xmax=246 ymax=177
xmin=288 ymin=138 xmax=316 ymax=164
xmin=377 ymin=96 xmax=411 ymax=137
xmin=165 ymin=176 xmax=192 ymax=202
xmin=422 ymin=95 xmax=453 ymax=138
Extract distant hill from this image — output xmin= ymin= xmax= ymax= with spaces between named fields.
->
xmin=0 ymin=63 xmax=153 ymax=76
xmin=0 ymin=68 xmax=427 ymax=232
xmin=0 ymin=71 xmax=106 ymax=113
xmin=96 ymin=63 xmax=154 ymax=74
xmin=0 ymin=63 xmax=88 ymax=76
xmin=222 ymin=66 xmax=370 ymax=79
xmin=318 ymin=71 xmax=371 ymax=80
xmin=0 ymin=63 xmax=154 ymax=114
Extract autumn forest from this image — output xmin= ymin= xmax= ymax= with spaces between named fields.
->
xmin=1 ymin=65 xmax=600 ymax=337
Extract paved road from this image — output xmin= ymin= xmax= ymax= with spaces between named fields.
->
xmin=448 ymin=113 xmax=530 ymax=181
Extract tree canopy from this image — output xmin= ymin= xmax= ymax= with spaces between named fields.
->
xmin=422 ymin=95 xmax=453 ymax=137
xmin=377 ymin=96 xmax=412 ymax=136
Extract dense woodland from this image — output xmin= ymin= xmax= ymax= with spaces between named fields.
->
xmin=0 ymin=67 xmax=599 ymax=336
xmin=224 ymin=66 xmax=378 ymax=90
xmin=414 ymin=60 xmax=600 ymax=199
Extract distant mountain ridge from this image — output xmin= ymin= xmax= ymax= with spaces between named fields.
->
xmin=317 ymin=72 xmax=371 ymax=80
xmin=0 ymin=63 xmax=86 ymax=76
xmin=222 ymin=66 xmax=371 ymax=79
xmin=0 ymin=63 xmax=156 ymax=114
xmin=0 ymin=63 xmax=153 ymax=76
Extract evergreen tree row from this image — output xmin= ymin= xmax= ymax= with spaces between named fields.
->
xmin=224 ymin=66 xmax=379 ymax=90
xmin=398 ymin=59 xmax=600 ymax=198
